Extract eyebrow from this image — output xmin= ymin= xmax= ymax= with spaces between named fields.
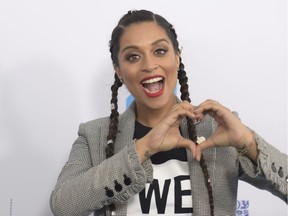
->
xmin=121 ymin=38 xmax=169 ymax=54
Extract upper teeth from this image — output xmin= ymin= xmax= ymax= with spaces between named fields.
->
xmin=142 ymin=77 xmax=163 ymax=84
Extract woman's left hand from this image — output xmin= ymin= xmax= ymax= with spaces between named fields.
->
xmin=194 ymin=99 xmax=257 ymax=161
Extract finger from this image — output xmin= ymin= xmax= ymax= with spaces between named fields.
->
xmin=170 ymin=105 xmax=196 ymax=122
xmin=176 ymin=137 xmax=197 ymax=159
xmin=199 ymin=99 xmax=220 ymax=106
xmin=194 ymin=99 xmax=229 ymax=122
xmin=195 ymin=145 xmax=202 ymax=161
xmin=197 ymin=137 xmax=216 ymax=152
xmin=182 ymin=144 xmax=203 ymax=162
xmin=195 ymin=99 xmax=221 ymax=115
xmin=173 ymin=101 xmax=196 ymax=114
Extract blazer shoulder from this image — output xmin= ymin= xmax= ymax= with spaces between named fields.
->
xmin=80 ymin=102 xmax=136 ymax=133
xmin=77 ymin=116 xmax=110 ymax=136
xmin=84 ymin=116 xmax=110 ymax=127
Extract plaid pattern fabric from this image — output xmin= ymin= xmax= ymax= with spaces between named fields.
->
xmin=50 ymin=102 xmax=287 ymax=216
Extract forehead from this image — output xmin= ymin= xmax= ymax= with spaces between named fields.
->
xmin=119 ymin=22 xmax=170 ymax=49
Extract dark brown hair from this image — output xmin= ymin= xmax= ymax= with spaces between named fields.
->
xmin=107 ymin=10 xmax=214 ymax=216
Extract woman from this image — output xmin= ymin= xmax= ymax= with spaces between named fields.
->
xmin=50 ymin=10 xmax=287 ymax=216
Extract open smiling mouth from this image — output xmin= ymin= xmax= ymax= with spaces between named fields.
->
xmin=141 ymin=76 xmax=165 ymax=98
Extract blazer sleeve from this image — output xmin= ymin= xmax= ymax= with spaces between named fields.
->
xmin=50 ymin=122 xmax=153 ymax=216
xmin=238 ymin=132 xmax=288 ymax=203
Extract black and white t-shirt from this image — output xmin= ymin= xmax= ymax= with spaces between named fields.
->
xmin=126 ymin=121 xmax=193 ymax=215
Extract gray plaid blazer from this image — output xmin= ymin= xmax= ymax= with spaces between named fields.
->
xmin=50 ymin=101 xmax=287 ymax=216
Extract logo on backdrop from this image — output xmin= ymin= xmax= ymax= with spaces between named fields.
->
xmin=9 ymin=199 xmax=13 ymax=216
xmin=236 ymin=200 xmax=250 ymax=216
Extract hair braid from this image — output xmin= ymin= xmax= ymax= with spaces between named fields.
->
xmin=178 ymin=58 xmax=214 ymax=216
xmin=106 ymin=73 xmax=123 ymax=158
xmin=105 ymin=73 xmax=123 ymax=212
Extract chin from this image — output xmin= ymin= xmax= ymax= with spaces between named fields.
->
xmin=145 ymin=95 xmax=176 ymax=110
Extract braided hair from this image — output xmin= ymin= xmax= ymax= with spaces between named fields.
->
xmin=178 ymin=57 xmax=214 ymax=216
xmin=107 ymin=10 xmax=214 ymax=215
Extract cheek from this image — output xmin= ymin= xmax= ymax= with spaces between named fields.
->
xmin=166 ymin=54 xmax=179 ymax=72
xmin=119 ymin=66 xmax=139 ymax=87
xmin=165 ymin=61 xmax=178 ymax=81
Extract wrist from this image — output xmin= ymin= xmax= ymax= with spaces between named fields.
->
xmin=135 ymin=137 xmax=156 ymax=163
xmin=236 ymin=130 xmax=259 ymax=162
xmin=237 ymin=130 xmax=255 ymax=151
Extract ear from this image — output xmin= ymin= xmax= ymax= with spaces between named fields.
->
xmin=113 ymin=64 xmax=122 ymax=81
xmin=175 ymin=51 xmax=180 ymax=68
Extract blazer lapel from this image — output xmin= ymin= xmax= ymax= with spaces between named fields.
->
xmin=180 ymin=118 xmax=217 ymax=216
xmin=114 ymin=102 xmax=137 ymax=153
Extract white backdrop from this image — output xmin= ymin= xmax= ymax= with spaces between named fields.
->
xmin=0 ymin=0 xmax=287 ymax=215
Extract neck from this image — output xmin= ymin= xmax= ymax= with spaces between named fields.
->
xmin=135 ymin=96 xmax=177 ymax=128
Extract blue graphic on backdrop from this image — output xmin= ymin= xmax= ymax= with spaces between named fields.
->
xmin=236 ymin=200 xmax=249 ymax=216
xmin=126 ymin=95 xmax=134 ymax=108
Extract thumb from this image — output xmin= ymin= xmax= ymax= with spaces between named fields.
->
xmin=177 ymin=137 xmax=197 ymax=159
xmin=195 ymin=137 xmax=216 ymax=161
xmin=198 ymin=137 xmax=215 ymax=152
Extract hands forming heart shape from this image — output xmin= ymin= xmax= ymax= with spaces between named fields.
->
xmin=137 ymin=99 xmax=257 ymax=162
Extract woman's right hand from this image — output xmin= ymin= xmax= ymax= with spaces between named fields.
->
xmin=135 ymin=101 xmax=201 ymax=162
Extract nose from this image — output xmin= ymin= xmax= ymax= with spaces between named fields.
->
xmin=144 ymin=65 xmax=159 ymax=72
xmin=141 ymin=55 xmax=159 ymax=72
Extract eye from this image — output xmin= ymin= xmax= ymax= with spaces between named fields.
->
xmin=154 ymin=48 xmax=167 ymax=56
xmin=125 ymin=54 xmax=140 ymax=62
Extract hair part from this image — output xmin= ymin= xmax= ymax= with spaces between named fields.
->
xmin=109 ymin=10 xmax=180 ymax=67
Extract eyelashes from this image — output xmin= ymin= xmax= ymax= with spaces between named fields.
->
xmin=125 ymin=53 xmax=139 ymax=62
xmin=154 ymin=48 xmax=168 ymax=56
xmin=124 ymin=48 xmax=168 ymax=63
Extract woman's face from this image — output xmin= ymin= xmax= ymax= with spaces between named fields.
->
xmin=115 ymin=22 xmax=180 ymax=112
